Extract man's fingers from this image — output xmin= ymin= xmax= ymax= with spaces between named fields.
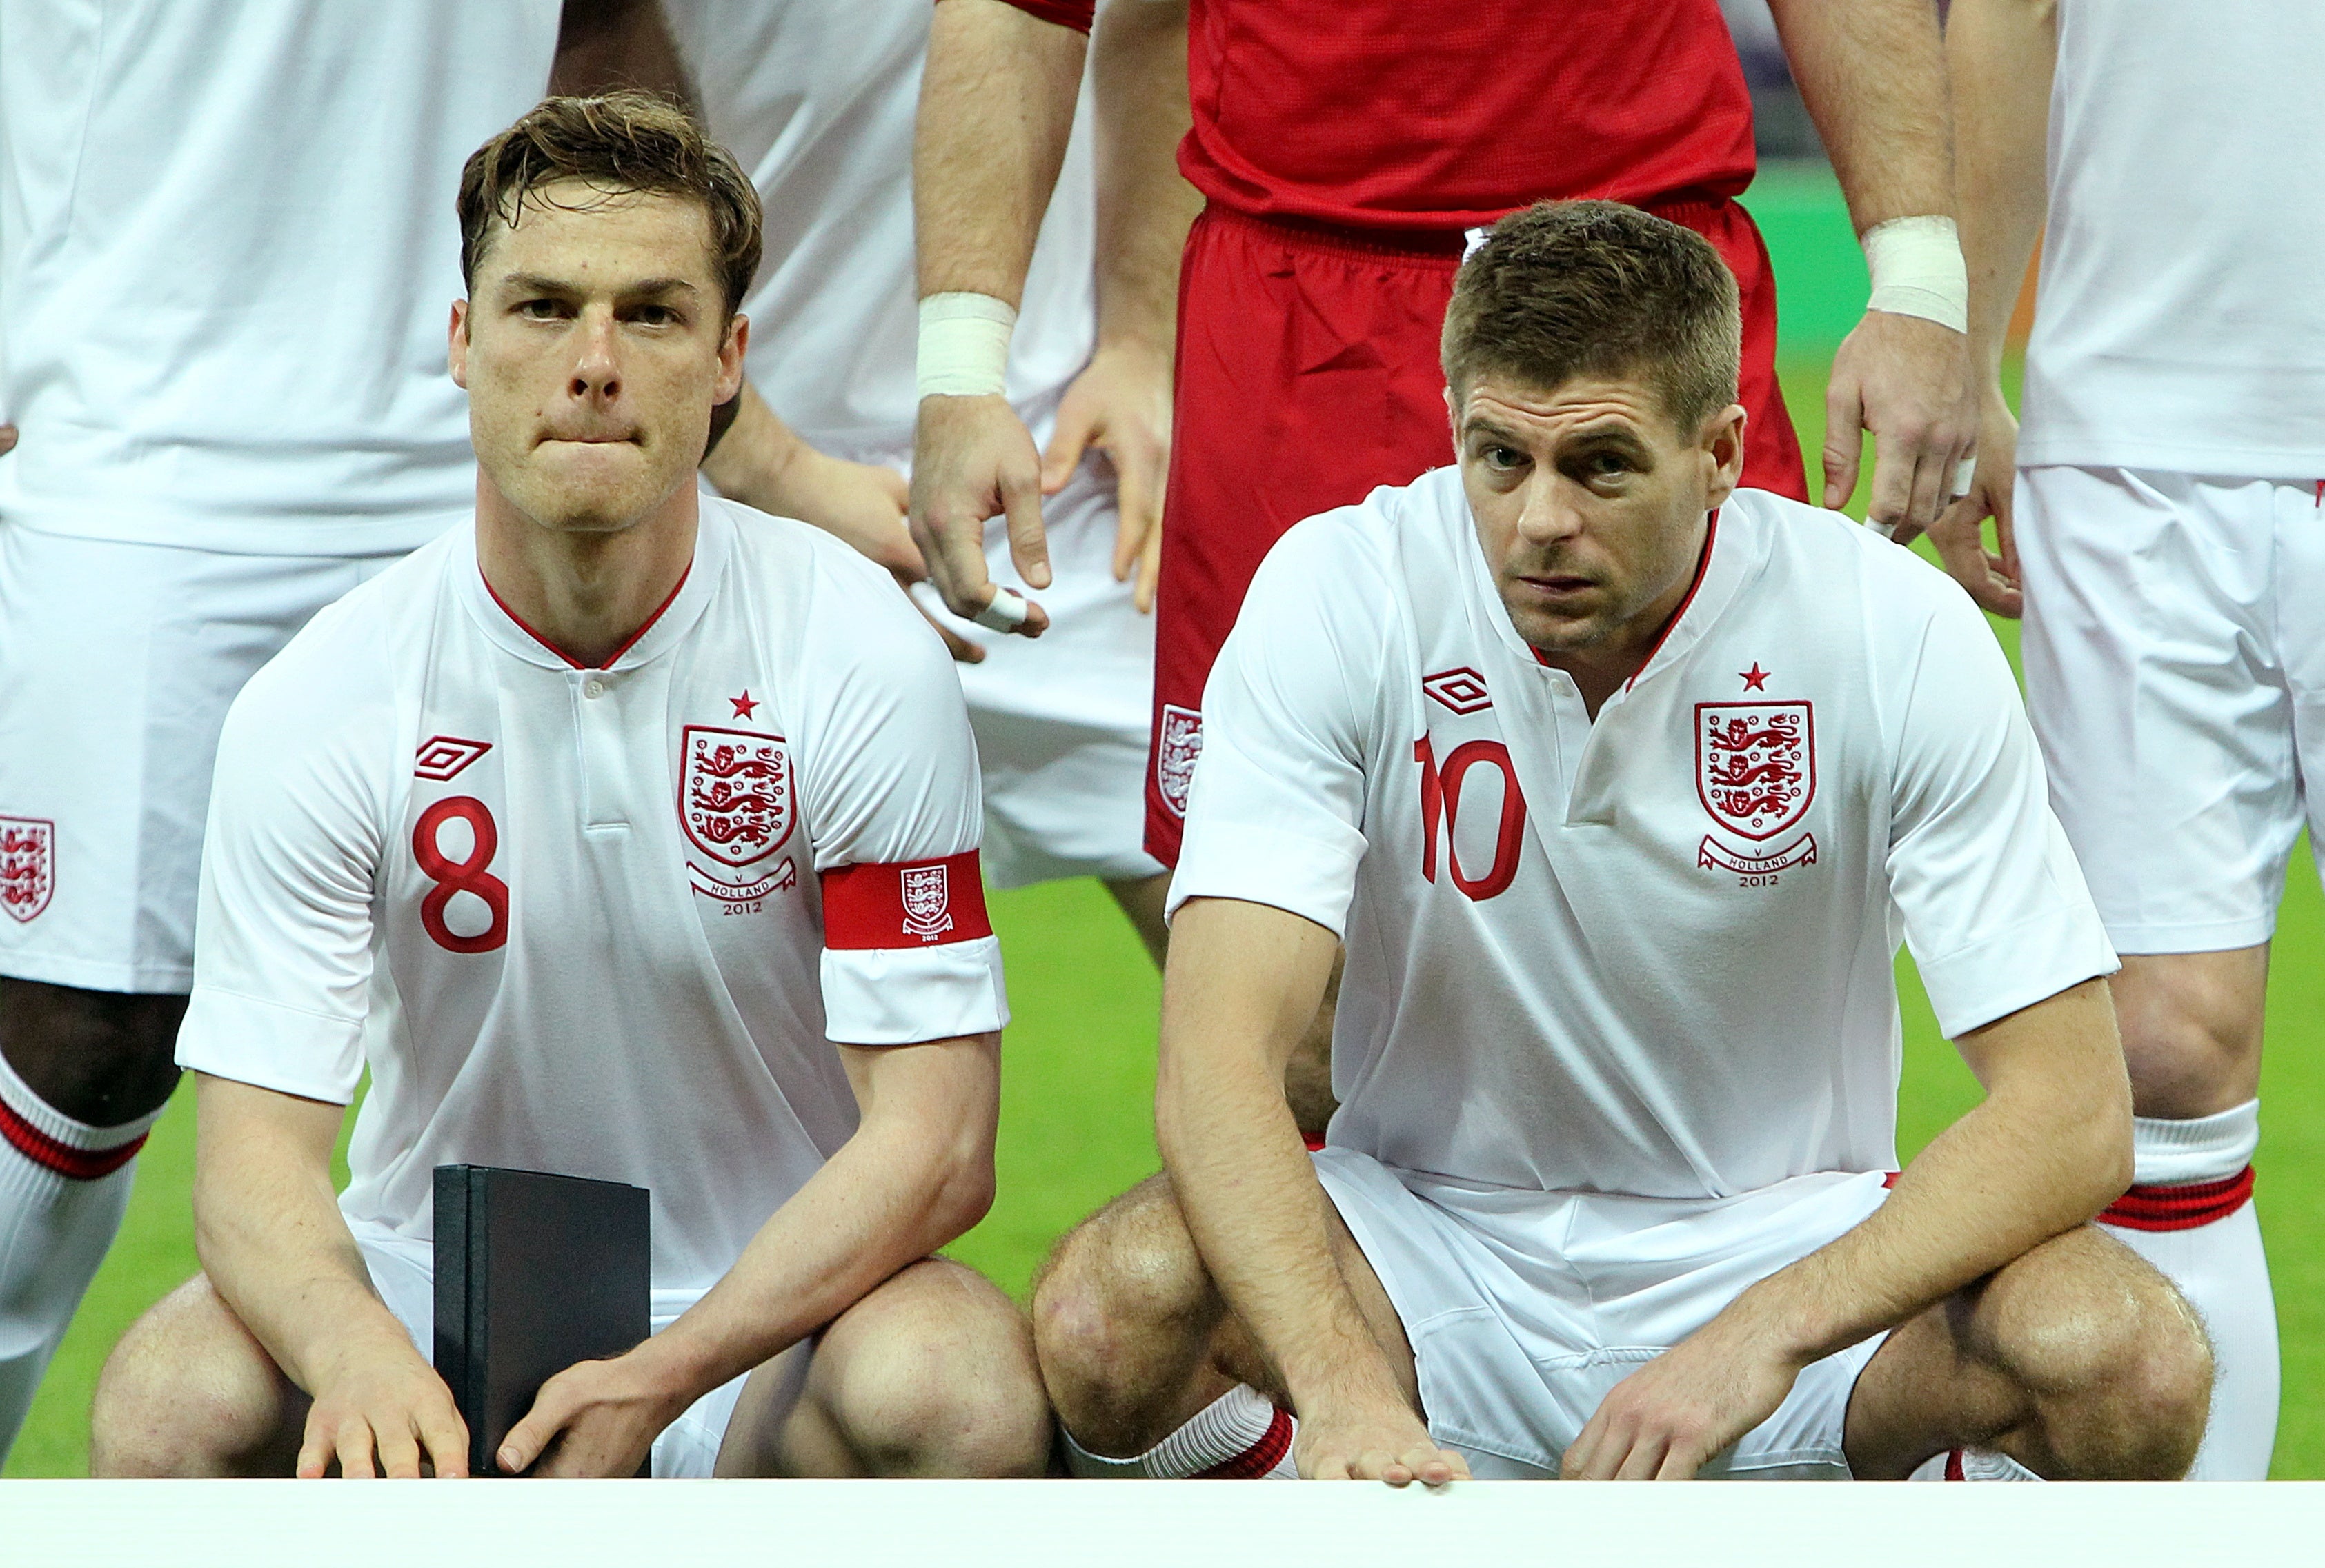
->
xmin=1040 ymin=408 xmax=1096 ymax=495
xmin=1822 ymin=381 xmax=1866 ymax=510
xmin=998 ymin=470 xmax=1053 ymax=593
xmin=336 ymin=1418 xmax=379 ymax=1480
xmin=1612 ymin=1429 xmax=1670 ymax=1481
xmin=295 ymin=1413 xmax=334 ymax=1480
xmin=419 ymin=1398 xmax=471 ymax=1480
xmin=1110 ymin=441 xmax=1160 ymax=586
xmin=1992 ymin=475 xmax=2021 ymax=584
xmin=1409 ymin=1443 xmax=1466 ymax=1487
xmin=375 ymin=1418 xmax=425 ymax=1481
xmin=497 ymin=1385 xmax=571 ymax=1475
xmin=1906 ymin=446 xmax=1952 ymax=540
xmin=0 ymin=424 xmax=17 ymax=457
xmin=1863 ymin=433 xmax=1919 ymax=539
xmin=1133 ymin=515 xmax=1163 ymax=615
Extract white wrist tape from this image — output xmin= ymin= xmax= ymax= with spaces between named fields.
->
xmin=972 ymin=586 xmax=1029 ymax=633
xmin=1861 ymin=216 xmax=1968 ymax=334
xmin=917 ymin=292 xmax=1017 ymax=399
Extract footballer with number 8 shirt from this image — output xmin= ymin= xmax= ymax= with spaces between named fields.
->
xmin=86 ymin=95 xmax=1049 ymax=1480
xmin=1031 ymin=204 xmax=2208 ymax=1484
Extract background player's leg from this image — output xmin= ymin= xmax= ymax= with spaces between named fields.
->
xmin=88 ymin=1273 xmax=307 ymax=1477
xmin=2097 ymin=946 xmax=2276 ymax=1479
xmin=1031 ymin=1170 xmax=1408 ymax=1477
xmin=717 ymin=1258 xmax=1047 ymax=1478
xmin=0 ymin=982 xmax=180 ymax=1453
xmin=1843 ymin=1226 xmax=2211 ymax=1480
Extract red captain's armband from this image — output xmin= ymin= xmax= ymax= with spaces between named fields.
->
xmin=940 ymin=0 xmax=1094 ymax=33
xmin=821 ymin=850 xmax=994 ymax=949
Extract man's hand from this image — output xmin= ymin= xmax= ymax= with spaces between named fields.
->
xmin=1921 ymin=382 xmax=2023 ymax=617
xmin=909 ymin=394 xmax=1053 ymax=637
xmin=497 ymin=1344 xmax=691 ymax=1478
xmin=296 ymin=1333 xmax=470 ymax=1479
xmin=1560 ymin=1315 xmax=1805 ymax=1480
xmin=0 ymin=424 xmax=16 ymax=457
xmin=1822 ymin=310 xmax=1978 ymax=542
xmin=1295 ymin=1389 xmax=1471 ymax=1486
xmin=1043 ymin=339 xmax=1172 ymax=612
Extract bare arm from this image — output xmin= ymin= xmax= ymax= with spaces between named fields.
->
xmin=1039 ymin=0 xmax=1200 ymax=610
xmin=1563 ymin=977 xmax=2130 ymax=1478
xmin=1156 ymin=897 xmax=1467 ymax=1485
xmin=550 ymin=0 xmax=694 ymax=101
xmin=1925 ymin=0 xmax=2059 ymax=619
xmin=193 ymin=1073 xmax=468 ymax=1479
xmin=908 ymin=0 xmax=1089 ymax=629
xmin=1768 ymin=0 xmax=1977 ymax=544
xmin=498 ymin=1031 xmax=1002 ymax=1476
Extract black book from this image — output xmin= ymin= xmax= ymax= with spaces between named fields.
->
xmin=433 ymin=1164 xmax=651 ymax=1477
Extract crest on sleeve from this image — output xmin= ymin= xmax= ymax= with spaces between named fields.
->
xmin=680 ymin=725 xmax=793 ymax=867
xmin=0 ymin=817 xmax=54 ymax=924
xmin=1696 ymin=702 xmax=1815 ymax=840
xmin=1156 ymin=705 xmax=1204 ymax=818
xmin=901 ymin=863 xmax=954 ymax=942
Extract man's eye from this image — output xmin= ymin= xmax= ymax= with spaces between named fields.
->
xmin=1485 ymin=445 xmax=1526 ymax=470
xmin=1588 ymin=453 xmax=1630 ymax=477
xmin=633 ymin=304 xmax=679 ymax=326
xmin=517 ymin=298 xmax=565 ymax=319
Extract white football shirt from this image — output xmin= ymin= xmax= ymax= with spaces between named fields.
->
xmin=2018 ymin=0 xmax=2325 ymax=477
xmin=0 ymin=0 xmax=560 ymax=555
xmin=176 ymin=498 xmax=1008 ymax=1296
xmin=1171 ymin=469 xmax=2117 ymax=1200
xmin=664 ymin=0 xmax=1096 ymax=463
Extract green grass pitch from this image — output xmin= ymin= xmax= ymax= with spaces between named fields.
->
xmin=10 ymin=361 xmax=2321 ymax=1477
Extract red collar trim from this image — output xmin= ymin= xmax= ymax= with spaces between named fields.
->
xmin=1530 ymin=509 xmax=1719 ymax=682
xmin=481 ymin=564 xmax=691 ymax=671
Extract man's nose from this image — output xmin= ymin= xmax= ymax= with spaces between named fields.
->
xmin=568 ymin=309 xmax=622 ymax=401
xmin=1514 ymin=468 xmax=1584 ymax=543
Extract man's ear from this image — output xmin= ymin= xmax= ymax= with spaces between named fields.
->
xmin=1701 ymin=402 xmax=1748 ymax=510
xmin=715 ymin=312 xmax=750 ymax=405
xmin=1444 ymin=382 xmax=1461 ymax=462
xmin=448 ymin=300 xmax=471 ymax=390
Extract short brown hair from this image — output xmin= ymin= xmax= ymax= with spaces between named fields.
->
xmin=457 ymin=91 xmax=762 ymax=319
xmin=1440 ymin=200 xmax=1741 ymax=436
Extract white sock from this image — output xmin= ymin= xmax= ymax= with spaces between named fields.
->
xmin=1062 ymin=1385 xmax=1299 ymax=1479
xmin=1907 ymin=1447 xmax=2042 ymax=1481
xmin=2097 ymin=1099 xmax=2276 ymax=1480
xmin=0 ymin=1049 xmax=157 ymax=1460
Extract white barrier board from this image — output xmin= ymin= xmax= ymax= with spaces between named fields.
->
xmin=2 ymin=1479 xmax=2318 ymax=1568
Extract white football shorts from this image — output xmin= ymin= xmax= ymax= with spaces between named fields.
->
xmin=2016 ymin=466 xmax=2325 ymax=954
xmin=907 ymin=450 xmax=1163 ymax=890
xmin=0 ymin=524 xmax=404 ymax=992
xmin=354 ymin=1222 xmax=772 ymax=1479
xmin=1312 ymin=1147 xmax=1893 ymax=1479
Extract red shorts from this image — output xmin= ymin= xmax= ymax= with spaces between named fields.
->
xmin=1147 ymin=199 xmax=1805 ymax=864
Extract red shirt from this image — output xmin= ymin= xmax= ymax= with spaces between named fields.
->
xmin=978 ymin=0 xmax=1757 ymax=233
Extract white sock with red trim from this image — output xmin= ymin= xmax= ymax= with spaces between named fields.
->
xmin=0 ymin=1049 xmax=157 ymax=1459
xmin=1060 ymin=1385 xmax=1300 ymax=1478
xmin=1907 ymin=1447 xmax=2041 ymax=1481
xmin=2096 ymin=1099 xmax=2275 ymax=1479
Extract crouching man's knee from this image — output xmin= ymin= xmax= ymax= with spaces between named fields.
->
xmin=91 ymin=1276 xmax=303 ymax=1478
xmin=2001 ymin=1231 xmax=2214 ymax=1480
xmin=1030 ymin=1175 xmax=1222 ymax=1453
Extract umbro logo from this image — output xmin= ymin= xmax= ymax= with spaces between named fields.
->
xmin=414 ymin=735 xmax=493 ymax=782
xmin=1423 ymin=668 xmax=1492 ymax=715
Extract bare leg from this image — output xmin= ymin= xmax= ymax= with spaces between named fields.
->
xmin=0 ymin=977 xmax=187 ymax=1127
xmin=716 ymin=1258 xmax=1049 ymax=1478
xmin=2112 ymin=949 xmax=2266 ymax=1118
xmin=90 ymin=1274 xmax=307 ymax=1477
xmin=1029 ymin=1171 xmax=1411 ymax=1458
xmin=1102 ymin=880 xmax=1340 ymax=1140
xmin=1843 ymin=1226 xmax=2212 ymax=1480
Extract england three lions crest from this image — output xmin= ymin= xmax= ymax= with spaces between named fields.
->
xmin=1696 ymin=702 xmax=1815 ymax=840
xmin=1156 ymin=706 xmax=1203 ymax=818
xmin=902 ymin=863 xmax=954 ymax=942
xmin=680 ymin=726 xmax=793 ymax=867
xmin=0 ymin=817 xmax=53 ymax=924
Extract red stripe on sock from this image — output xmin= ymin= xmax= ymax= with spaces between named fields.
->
xmin=1194 ymin=1407 xmax=1293 ymax=1480
xmin=1945 ymin=1448 xmax=1966 ymax=1482
xmin=0 ymin=1095 xmax=145 ymax=1182
xmin=2098 ymin=1166 xmax=2254 ymax=1231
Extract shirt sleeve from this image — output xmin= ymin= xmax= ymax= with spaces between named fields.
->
xmin=1885 ymin=587 xmax=2118 ymax=1037
xmin=172 ymin=628 xmax=391 ymax=1105
xmin=798 ymin=550 xmax=1007 ymax=1045
xmin=944 ymin=0 xmax=1094 ymax=33
xmin=1167 ymin=517 xmax=1386 ymax=936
